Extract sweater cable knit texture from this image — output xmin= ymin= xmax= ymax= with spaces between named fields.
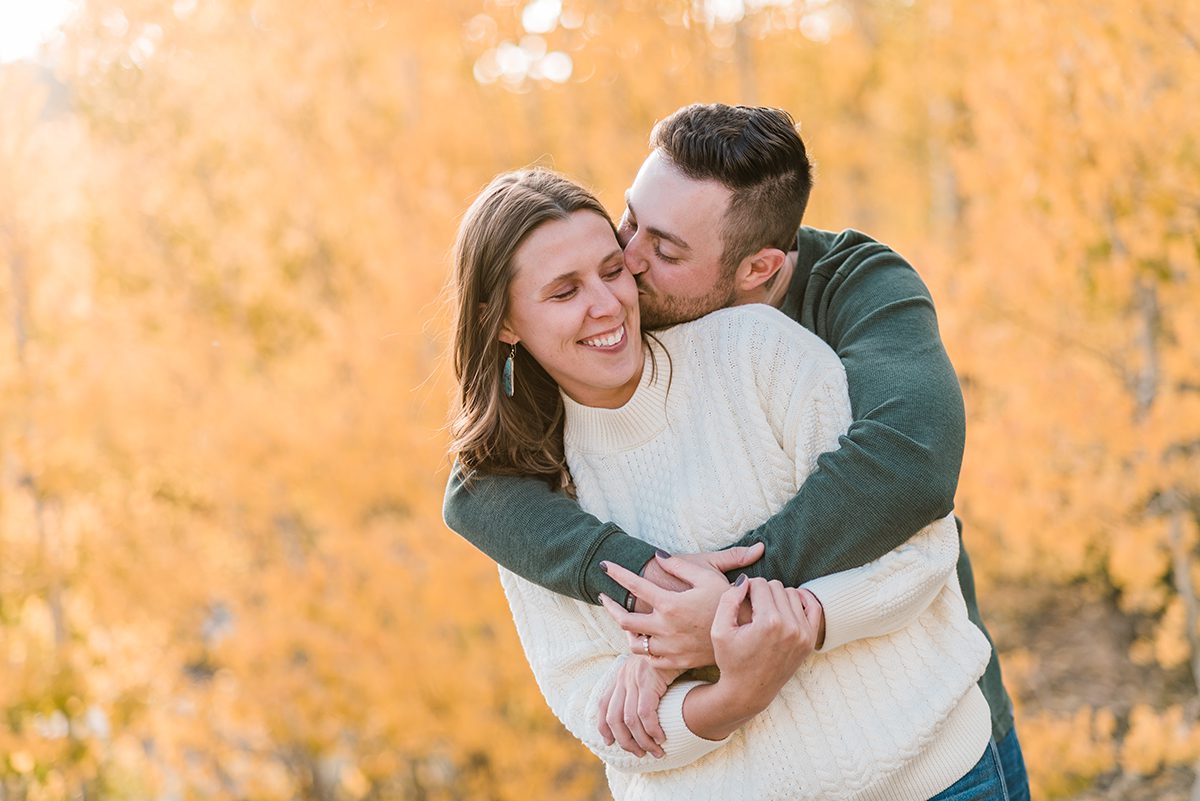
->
xmin=499 ymin=304 xmax=992 ymax=801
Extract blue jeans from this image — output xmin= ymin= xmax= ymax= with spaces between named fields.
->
xmin=994 ymin=726 xmax=1031 ymax=801
xmin=928 ymin=738 xmax=1010 ymax=801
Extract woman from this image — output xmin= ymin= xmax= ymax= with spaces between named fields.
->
xmin=449 ymin=168 xmax=1001 ymax=800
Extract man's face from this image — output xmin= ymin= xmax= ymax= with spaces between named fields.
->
xmin=617 ymin=150 xmax=736 ymax=328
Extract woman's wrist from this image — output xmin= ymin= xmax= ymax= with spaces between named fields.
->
xmin=655 ymin=662 xmax=686 ymax=683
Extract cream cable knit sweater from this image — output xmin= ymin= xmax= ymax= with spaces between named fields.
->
xmin=499 ymin=304 xmax=992 ymax=801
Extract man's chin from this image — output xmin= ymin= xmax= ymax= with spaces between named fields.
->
xmin=639 ymin=304 xmax=705 ymax=330
xmin=637 ymin=281 xmax=738 ymax=330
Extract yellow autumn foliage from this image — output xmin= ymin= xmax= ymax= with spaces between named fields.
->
xmin=1012 ymin=707 xmax=1117 ymax=799
xmin=1 ymin=1 xmax=1197 ymax=799
xmin=1120 ymin=704 xmax=1200 ymax=777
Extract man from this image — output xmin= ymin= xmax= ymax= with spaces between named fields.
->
xmin=444 ymin=103 xmax=1028 ymax=798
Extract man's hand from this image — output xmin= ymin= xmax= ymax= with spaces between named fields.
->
xmin=706 ymin=578 xmax=822 ymax=723
xmin=636 ymin=544 xmax=766 ymax=609
xmin=598 ymin=543 xmax=764 ymax=671
xmin=796 ymin=587 xmax=826 ymax=649
xmin=597 ymin=656 xmax=684 ymax=758
xmin=665 ymin=577 xmax=823 ymax=743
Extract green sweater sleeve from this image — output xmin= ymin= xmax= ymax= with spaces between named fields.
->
xmin=730 ymin=227 xmax=966 ymax=585
xmin=442 ymin=462 xmax=657 ymax=605
xmin=443 ymin=227 xmax=964 ymax=604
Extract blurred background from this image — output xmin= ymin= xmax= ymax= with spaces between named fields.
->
xmin=0 ymin=0 xmax=1197 ymax=798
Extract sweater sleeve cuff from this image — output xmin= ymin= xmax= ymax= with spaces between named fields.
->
xmin=656 ymin=680 xmax=732 ymax=765
xmin=801 ymin=570 xmax=881 ymax=652
xmin=582 ymin=526 xmax=657 ymax=606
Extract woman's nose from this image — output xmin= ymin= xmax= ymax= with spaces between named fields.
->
xmin=588 ymin=283 xmax=622 ymax=318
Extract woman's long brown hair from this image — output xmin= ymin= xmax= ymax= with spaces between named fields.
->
xmin=449 ymin=168 xmax=616 ymax=491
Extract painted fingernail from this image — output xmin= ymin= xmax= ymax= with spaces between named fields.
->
xmin=599 ymin=561 xmax=609 ymax=574
xmin=656 ymin=548 xmax=672 ymax=559
xmin=735 ymin=573 xmax=747 ymax=586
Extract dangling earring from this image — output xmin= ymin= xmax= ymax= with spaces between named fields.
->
xmin=502 ymin=343 xmax=516 ymax=398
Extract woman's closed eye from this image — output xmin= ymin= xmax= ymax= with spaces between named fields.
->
xmin=603 ymin=265 xmax=625 ymax=280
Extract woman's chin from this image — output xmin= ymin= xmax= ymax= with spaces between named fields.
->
xmin=562 ymin=360 xmax=643 ymax=409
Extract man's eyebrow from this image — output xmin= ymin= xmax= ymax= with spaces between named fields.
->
xmin=624 ymin=197 xmax=690 ymax=251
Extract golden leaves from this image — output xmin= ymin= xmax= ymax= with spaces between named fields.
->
xmin=1120 ymin=704 xmax=1200 ymax=777
xmin=1019 ymin=707 xmax=1117 ymax=798
xmin=0 ymin=0 xmax=1197 ymax=798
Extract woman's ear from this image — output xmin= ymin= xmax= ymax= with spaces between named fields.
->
xmin=484 ymin=301 xmax=518 ymax=346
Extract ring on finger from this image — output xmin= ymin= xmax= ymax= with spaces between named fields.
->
xmin=641 ymin=634 xmax=653 ymax=657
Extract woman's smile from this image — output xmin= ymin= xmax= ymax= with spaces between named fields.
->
xmin=580 ymin=323 xmax=627 ymax=350
xmin=501 ymin=210 xmax=644 ymax=409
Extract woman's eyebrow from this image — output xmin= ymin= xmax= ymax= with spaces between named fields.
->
xmin=538 ymin=249 xmax=623 ymax=293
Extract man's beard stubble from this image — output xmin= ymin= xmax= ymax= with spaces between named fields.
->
xmin=636 ymin=275 xmax=739 ymax=330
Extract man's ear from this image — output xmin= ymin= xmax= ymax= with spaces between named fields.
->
xmin=735 ymin=247 xmax=787 ymax=293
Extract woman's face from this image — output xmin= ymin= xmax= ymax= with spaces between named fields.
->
xmin=501 ymin=210 xmax=643 ymax=409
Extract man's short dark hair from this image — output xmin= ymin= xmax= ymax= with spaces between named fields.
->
xmin=649 ymin=103 xmax=813 ymax=271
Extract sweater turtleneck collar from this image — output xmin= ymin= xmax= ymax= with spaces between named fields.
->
xmin=561 ymin=336 xmax=673 ymax=454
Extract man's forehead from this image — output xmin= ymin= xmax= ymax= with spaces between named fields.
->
xmin=626 ymin=150 xmax=730 ymax=226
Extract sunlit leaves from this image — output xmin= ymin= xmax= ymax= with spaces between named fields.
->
xmin=1 ymin=0 xmax=1197 ymax=798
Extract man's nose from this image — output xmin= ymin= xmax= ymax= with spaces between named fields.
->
xmin=623 ymin=236 xmax=648 ymax=276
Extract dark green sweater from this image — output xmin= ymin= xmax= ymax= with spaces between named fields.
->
xmin=443 ymin=226 xmax=1013 ymax=741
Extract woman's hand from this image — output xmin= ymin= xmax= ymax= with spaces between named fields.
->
xmin=598 ymin=543 xmax=764 ymax=671
xmin=597 ymin=656 xmax=684 ymax=758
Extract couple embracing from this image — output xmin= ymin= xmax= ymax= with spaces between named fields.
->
xmin=444 ymin=103 xmax=1028 ymax=801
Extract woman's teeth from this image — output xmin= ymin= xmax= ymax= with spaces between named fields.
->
xmin=582 ymin=325 xmax=624 ymax=348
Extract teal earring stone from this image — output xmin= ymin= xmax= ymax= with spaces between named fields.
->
xmin=502 ymin=344 xmax=516 ymax=398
